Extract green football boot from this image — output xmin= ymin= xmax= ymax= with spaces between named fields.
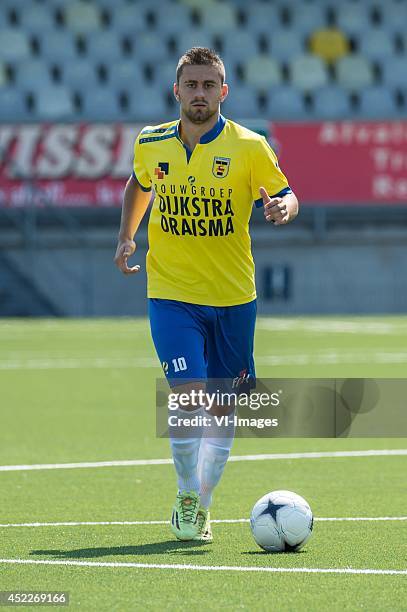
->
xmin=193 ymin=507 xmax=213 ymax=542
xmin=171 ymin=491 xmax=200 ymax=541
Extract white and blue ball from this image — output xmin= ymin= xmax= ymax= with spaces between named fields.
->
xmin=250 ymin=490 xmax=313 ymax=552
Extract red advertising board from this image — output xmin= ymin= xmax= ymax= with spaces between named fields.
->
xmin=0 ymin=121 xmax=406 ymax=207
xmin=271 ymin=121 xmax=407 ymax=204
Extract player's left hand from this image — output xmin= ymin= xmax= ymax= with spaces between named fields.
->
xmin=259 ymin=186 xmax=289 ymax=225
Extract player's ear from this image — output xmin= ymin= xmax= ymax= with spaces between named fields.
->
xmin=220 ymin=83 xmax=228 ymax=103
xmin=174 ymin=83 xmax=180 ymax=102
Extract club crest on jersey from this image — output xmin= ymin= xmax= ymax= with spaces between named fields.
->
xmin=154 ymin=162 xmax=169 ymax=179
xmin=212 ymin=156 xmax=230 ymax=178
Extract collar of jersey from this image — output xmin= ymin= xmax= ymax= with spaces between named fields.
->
xmin=176 ymin=114 xmax=226 ymax=146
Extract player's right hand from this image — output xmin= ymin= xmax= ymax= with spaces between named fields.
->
xmin=114 ymin=239 xmax=140 ymax=275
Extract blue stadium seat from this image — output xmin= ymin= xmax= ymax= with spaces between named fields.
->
xmin=221 ymin=30 xmax=260 ymax=63
xmin=0 ymin=62 xmax=9 ymax=88
xmin=153 ymin=3 xmax=193 ymax=36
xmin=111 ymin=3 xmax=149 ymax=36
xmin=61 ymin=59 xmax=100 ymax=90
xmin=133 ymin=32 xmax=170 ymax=64
xmin=85 ymin=31 xmax=124 ymax=62
xmin=14 ymin=60 xmax=54 ymax=91
xmin=287 ymin=3 xmax=328 ymax=36
xmin=79 ymin=88 xmax=123 ymax=121
xmin=357 ymin=86 xmax=399 ymax=119
xmin=128 ymin=87 xmax=168 ymax=122
xmin=32 ymin=85 xmax=75 ymax=121
xmin=243 ymin=2 xmax=282 ymax=36
xmin=0 ymin=29 xmax=30 ymax=62
xmin=335 ymin=2 xmax=372 ymax=36
xmin=62 ymin=1 xmax=102 ymax=34
xmin=152 ymin=61 xmax=176 ymax=88
xmin=196 ymin=3 xmax=239 ymax=35
xmin=311 ymin=86 xmax=352 ymax=119
xmin=377 ymin=1 xmax=407 ymax=35
xmin=38 ymin=31 xmax=79 ymax=61
xmin=290 ymin=54 xmax=329 ymax=92
xmin=266 ymin=86 xmax=307 ymax=120
xmin=176 ymin=29 xmax=215 ymax=55
xmin=244 ymin=55 xmax=283 ymax=90
xmin=221 ymin=86 xmax=263 ymax=120
xmin=19 ymin=5 xmax=57 ymax=34
xmin=336 ymin=55 xmax=375 ymax=92
xmin=381 ymin=55 xmax=407 ymax=90
xmin=358 ymin=29 xmax=396 ymax=61
xmin=0 ymin=88 xmax=27 ymax=121
xmin=106 ymin=61 xmax=146 ymax=92
xmin=268 ymin=29 xmax=305 ymax=62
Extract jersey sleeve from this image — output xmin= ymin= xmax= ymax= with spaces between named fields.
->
xmin=251 ymin=137 xmax=291 ymax=208
xmin=132 ymin=131 xmax=152 ymax=192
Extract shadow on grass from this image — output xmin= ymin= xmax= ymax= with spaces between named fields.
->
xmin=30 ymin=540 xmax=211 ymax=559
xmin=242 ymin=550 xmax=307 ymax=556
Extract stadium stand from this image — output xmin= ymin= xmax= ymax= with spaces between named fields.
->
xmin=0 ymin=0 xmax=405 ymax=121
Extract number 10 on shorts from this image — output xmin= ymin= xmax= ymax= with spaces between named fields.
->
xmin=172 ymin=357 xmax=187 ymax=372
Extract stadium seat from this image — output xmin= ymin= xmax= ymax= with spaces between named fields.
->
xmin=38 ymin=31 xmax=79 ymax=61
xmin=128 ymin=87 xmax=168 ymax=122
xmin=244 ymin=55 xmax=283 ymax=90
xmin=133 ymin=32 xmax=169 ymax=64
xmin=221 ymin=30 xmax=259 ymax=63
xmin=110 ymin=2 xmax=150 ymax=35
xmin=287 ymin=3 xmax=328 ymax=36
xmin=0 ymin=29 xmax=30 ymax=62
xmin=178 ymin=0 xmax=217 ymax=8
xmin=266 ymin=86 xmax=307 ymax=120
xmin=358 ymin=29 xmax=396 ymax=61
xmin=196 ymin=3 xmax=238 ymax=35
xmin=14 ymin=60 xmax=54 ymax=91
xmin=290 ymin=54 xmax=329 ymax=92
xmin=221 ymin=86 xmax=263 ymax=120
xmin=61 ymin=59 xmax=100 ymax=90
xmin=153 ymin=3 xmax=193 ymax=36
xmin=33 ymin=85 xmax=75 ymax=121
xmin=380 ymin=55 xmax=407 ymax=91
xmin=152 ymin=61 xmax=176 ymax=87
xmin=311 ymin=86 xmax=352 ymax=119
xmin=0 ymin=88 xmax=26 ymax=121
xmin=335 ymin=2 xmax=372 ymax=36
xmin=309 ymin=28 xmax=349 ymax=64
xmin=377 ymin=1 xmax=407 ymax=35
xmin=62 ymin=1 xmax=102 ymax=34
xmin=357 ymin=86 xmax=399 ymax=119
xmin=19 ymin=5 xmax=57 ymax=34
xmin=79 ymin=88 xmax=122 ymax=121
xmin=176 ymin=29 xmax=215 ymax=55
xmin=0 ymin=62 xmax=8 ymax=88
xmin=336 ymin=55 xmax=375 ymax=92
xmin=268 ymin=29 xmax=305 ymax=62
xmin=106 ymin=61 xmax=146 ymax=92
xmin=243 ymin=2 xmax=282 ymax=35
xmin=85 ymin=31 xmax=124 ymax=62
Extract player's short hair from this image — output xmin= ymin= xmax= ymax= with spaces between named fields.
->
xmin=176 ymin=47 xmax=225 ymax=84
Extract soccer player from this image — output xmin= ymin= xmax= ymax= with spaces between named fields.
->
xmin=114 ymin=48 xmax=298 ymax=542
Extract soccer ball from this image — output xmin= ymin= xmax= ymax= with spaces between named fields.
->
xmin=250 ymin=490 xmax=313 ymax=552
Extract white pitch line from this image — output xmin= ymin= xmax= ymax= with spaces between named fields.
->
xmin=0 ymin=517 xmax=406 ymax=529
xmin=1 ymin=449 xmax=406 ymax=473
xmin=0 ymin=558 xmax=405 ymax=576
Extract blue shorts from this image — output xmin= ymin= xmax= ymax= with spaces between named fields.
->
xmin=148 ymin=298 xmax=256 ymax=391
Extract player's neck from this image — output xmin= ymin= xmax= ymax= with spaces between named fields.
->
xmin=178 ymin=111 xmax=219 ymax=152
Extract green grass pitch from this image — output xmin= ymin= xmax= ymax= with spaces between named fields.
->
xmin=0 ymin=316 xmax=406 ymax=611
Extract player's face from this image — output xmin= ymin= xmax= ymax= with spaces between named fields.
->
xmin=174 ymin=65 xmax=228 ymax=124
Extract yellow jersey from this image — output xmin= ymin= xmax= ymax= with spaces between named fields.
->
xmin=133 ymin=115 xmax=291 ymax=307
